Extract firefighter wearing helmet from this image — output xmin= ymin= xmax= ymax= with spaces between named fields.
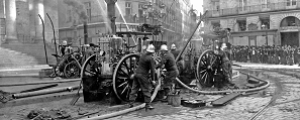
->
xmin=129 ymin=44 xmax=156 ymax=110
xmin=213 ymin=40 xmax=235 ymax=89
xmin=159 ymin=44 xmax=179 ymax=102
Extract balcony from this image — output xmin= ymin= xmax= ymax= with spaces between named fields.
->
xmin=207 ymin=1 xmax=300 ymax=17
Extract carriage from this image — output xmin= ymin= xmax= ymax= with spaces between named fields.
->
xmin=80 ymin=24 xmax=167 ymax=102
xmin=79 ymin=21 xmax=233 ymax=102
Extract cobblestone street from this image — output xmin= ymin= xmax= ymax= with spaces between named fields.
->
xmin=105 ymin=69 xmax=300 ymax=120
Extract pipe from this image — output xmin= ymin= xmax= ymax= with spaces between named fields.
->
xmin=80 ymin=75 xmax=162 ymax=120
xmin=19 ymin=84 xmax=58 ymax=93
xmin=46 ymin=13 xmax=58 ymax=63
xmin=12 ymin=86 xmax=80 ymax=99
xmin=0 ymin=78 xmax=80 ymax=87
xmin=175 ymin=10 xmax=208 ymax=62
xmin=38 ymin=14 xmax=49 ymax=64
xmin=84 ymin=21 xmax=88 ymax=44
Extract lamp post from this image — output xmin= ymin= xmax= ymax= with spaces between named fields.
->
xmin=262 ymin=24 xmax=268 ymax=46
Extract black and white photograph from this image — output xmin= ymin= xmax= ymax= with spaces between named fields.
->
xmin=0 ymin=0 xmax=299 ymax=120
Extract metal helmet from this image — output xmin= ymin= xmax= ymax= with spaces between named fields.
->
xmin=171 ymin=44 xmax=176 ymax=50
xmin=160 ymin=44 xmax=168 ymax=51
xmin=146 ymin=44 xmax=155 ymax=53
xmin=62 ymin=40 xmax=68 ymax=46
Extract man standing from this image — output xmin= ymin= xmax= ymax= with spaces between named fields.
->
xmin=170 ymin=44 xmax=184 ymax=74
xmin=160 ymin=44 xmax=179 ymax=101
xmin=129 ymin=44 xmax=156 ymax=110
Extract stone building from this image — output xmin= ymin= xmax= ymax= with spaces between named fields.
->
xmin=58 ymin=0 xmax=197 ymax=46
xmin=204 ymin=0 xmax=300 ymax=47
xmin=0 ymin=0 xmax=59 ymax=44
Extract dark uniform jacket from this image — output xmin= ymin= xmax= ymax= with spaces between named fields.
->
xmin=136 ymin=53 xmax=156 ymax=80
xmin=171 ymin=50 xmax=182 ymax=61
xmin=161 ymin=52 xmax=178 ymax=72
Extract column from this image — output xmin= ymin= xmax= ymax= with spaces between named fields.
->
xmin=28 ymin=0 xmax=36 ymax=37
xmin=5 ymin=0 xmax=17 ymax=40
xmin=34 ymin=0 xmax=44 ymax=39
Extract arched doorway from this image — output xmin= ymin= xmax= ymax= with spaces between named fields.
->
xmin=280 ymin=16 xmax=300 ymax=47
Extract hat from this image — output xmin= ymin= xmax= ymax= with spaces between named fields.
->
xmin=62 ymin=40 xmax=67 ymax=46
xmin=146 ymin=44 xmax=155 ymax=53
xmin=171 ymin=44 xmax=176 ymax=50
xmin=160 ymin=44 xmax=168 ymax=51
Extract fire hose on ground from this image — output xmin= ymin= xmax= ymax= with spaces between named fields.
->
xmin=78 ymin=75 xmax=162 ymax=120
xmin=12 ymin=86 xmax=80 ymax=99
xmin=0 ymin=79 xmax=80 ymax=87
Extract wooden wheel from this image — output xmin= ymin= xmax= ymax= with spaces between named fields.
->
xmin=64 ymin=60 xmax=81 ymax=78
xmin=113 ymin=53 xmax=140 ymax=102
xmin=80 ymin=54 xmax=102 ymax=80
xmin=196 ymin=50 xmax=222 ymax=87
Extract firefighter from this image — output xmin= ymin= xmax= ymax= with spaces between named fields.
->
xmin=214 ymin=41 xmax=235 ymax=89
xmin=170 ymin=44 xmax=184 ymax=74
xmin=129 ymin=44 xmax=156 ymax=110
xmin=159 ymin=44 xmax=179 ymax=102
xmin=56 ymin=40 xmax=73 ymax=77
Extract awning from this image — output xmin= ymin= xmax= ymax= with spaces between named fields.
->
xmin=236 ymin=17 xmax=246 ymax=22
xmin=259 ymin=14 xmax=270 ymax=20
xmin=210 ymin=20 xmax=220 ymax=24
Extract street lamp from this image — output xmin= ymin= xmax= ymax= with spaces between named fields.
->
xmin=262 ymin=24 xmax=268 ymax=46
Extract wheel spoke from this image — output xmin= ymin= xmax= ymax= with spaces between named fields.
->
xmin=122 ymin=61 xmax=130 ymax=73
xmin=121 ymin=85 xmax=128 ymax=95
xmin=118 ymin=81 xmax=127 ymax=88
xmin=200 ymin=70 xmax=206 ymax=74
xmin=201 ymin=72 xmax=207 ymax=80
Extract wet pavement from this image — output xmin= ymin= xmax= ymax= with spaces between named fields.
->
xmin=106 ymin=69 xmax=300 ymax=120
xmin=1 ymin=67 xmax=300 ymax=120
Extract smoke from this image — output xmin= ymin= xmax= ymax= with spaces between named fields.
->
xmin=63 ymin=0 xmax=88 ymax=23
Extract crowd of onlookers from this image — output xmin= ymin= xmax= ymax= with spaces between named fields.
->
xmin=232 ymin=45 xmax=300 ymax=65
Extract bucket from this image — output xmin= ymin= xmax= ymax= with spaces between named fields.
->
xmin=167 ymin=94 xmax=181 ymax=107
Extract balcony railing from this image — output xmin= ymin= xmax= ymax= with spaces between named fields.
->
xmin=207 ymin=1 xmax=300 ymax=17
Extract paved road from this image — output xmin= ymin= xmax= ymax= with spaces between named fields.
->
xmin=1 ymin=68 xmax=300 ymax=120
xmin=106 ymin=69 xmax=300 ymax=120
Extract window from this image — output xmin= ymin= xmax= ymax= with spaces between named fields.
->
xmin=237 ymin=20 xmax=247 ymax=31
xmin=138 ymin=4 xmax=143 ymax=17
xmin=212 ymin=2 xmax=220 ymax=11
xmin=261 ymin=19 xmax=270 ymax=29
xmin=263 ymin=0 xmax=270 ymax=8
xmin=84 ymin=2 xmax=92 ymax=22
xmin=287 ymin=0 xmax=297 ymax=6
xmin=125 ymin=2 xmax=131 ymax=16
xmin=239 ymin=0 xmax=247 ymax=11
xmin=211 ymin=22 xmax=221 ymax=30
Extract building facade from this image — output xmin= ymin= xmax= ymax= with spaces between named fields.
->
xmin=204 ymin=0 xmax=300 ymax=47
xmin=58 ymin=0 xmax=196 ymax=47
xmin=0 ymin=0 xmax=59 ymax=44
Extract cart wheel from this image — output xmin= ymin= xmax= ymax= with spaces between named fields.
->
xmin=113 ymin=54 xmax=140 ymax=102
xmin=196 ymin=50 xmax=222 ymax=87
xmin=80 ymin=54 xmax=102 ymax=79
xmin=64 ymin=60 xmax=81 ymax=78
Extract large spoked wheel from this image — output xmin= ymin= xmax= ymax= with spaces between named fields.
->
xmin=196 ymin=50 xmax=222 ymax=88
xmin=113 ymin=54 xmax=140 ymax=102
xmin=64 ymin=60 xmax=81 ymax=78
xmin=80 ymin=54 xmax=102 ymax=80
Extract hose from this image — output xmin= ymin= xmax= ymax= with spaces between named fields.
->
xmin=0 ymin=79 xmax=80 ymax=87
xmin=79 ymin=76 xmax=161 ymax=120
xmin=175 ymin=71 xmax=270 ymax=95
xmin=12 ymin=86 xmax=80 ymax=99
